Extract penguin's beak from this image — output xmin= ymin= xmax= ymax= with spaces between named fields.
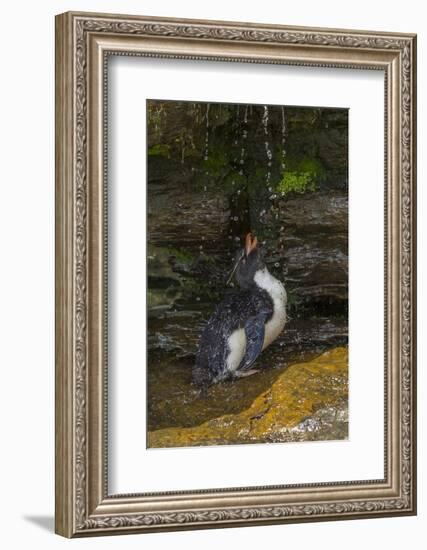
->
xmin=226 ymin=233 xmax=258 ymax=286
xmin=226 ymin=249 xmax=244 ymax=286
xmin=245 ymin=232 xmax=258 ymax=255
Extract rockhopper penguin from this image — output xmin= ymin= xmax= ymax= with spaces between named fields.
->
xmin=193 ymin=233 xmax=287 ymax=387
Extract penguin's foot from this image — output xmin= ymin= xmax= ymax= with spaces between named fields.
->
xmin=235 ymin=369 xmax=260 ymax=378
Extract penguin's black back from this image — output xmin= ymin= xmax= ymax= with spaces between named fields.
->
xmin=193 ymin=289 xmax=274 ymax=386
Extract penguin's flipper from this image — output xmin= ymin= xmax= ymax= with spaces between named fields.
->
xmin=237 ymin=312 xmax=268 ymax=373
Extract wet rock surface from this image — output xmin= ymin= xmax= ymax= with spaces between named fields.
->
xmin=148 ymin=347 xmax=348 ymax=447
xmin=147 ymin=188 xmax=348 ymax=321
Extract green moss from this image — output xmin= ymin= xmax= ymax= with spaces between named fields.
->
xmin=278 ymin=172 xmax=316 ymax=196
xmin=277 ymin=157 xmax=325 ymax=196
xmin=148 ymin=144 xmax=170 ymax=157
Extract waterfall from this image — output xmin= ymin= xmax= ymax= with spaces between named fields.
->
xmin=239 ymin=105 xmax=249 ymax=175
xmin=200 ymin=103 xmax=211 ymax=257
xmin=262 ymin=105 xmax=273 ymax=187
xmin=278 ymin=106 xmax=287 ymax=254
xmin=281 ymin=106 xmax=287 ymax=171
xmin=227 ymin=104 xmax=251 ymax=249
xmin=204 ymin=103 xmax=210 ymax=161
xmin=232 ymin=105 xmax=240 ymax=166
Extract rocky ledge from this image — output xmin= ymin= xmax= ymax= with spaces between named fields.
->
xmin=148 ymin=346 xmax=348 ymax=448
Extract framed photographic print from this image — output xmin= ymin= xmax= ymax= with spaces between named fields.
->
xmin=55 ymin=11 xmax=417 ymax=537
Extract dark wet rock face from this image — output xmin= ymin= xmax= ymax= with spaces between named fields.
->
xmin=281 ymin=191 xmax=348 ymax=313
xmin=147 ymin=188 xmax=348 ymax=317
xmin=146 ymin=100 xmax=348 ymax=444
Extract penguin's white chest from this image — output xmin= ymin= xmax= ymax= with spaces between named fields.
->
xmin=225 ymin=328 xmax=246 ymax=373
xmin=254 ymin=268 xmax=287 ymax=350
xmin=225 ymin=268 xmax=287 ymax=374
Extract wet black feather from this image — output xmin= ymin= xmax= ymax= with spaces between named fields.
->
xmin=192 ymin=289 xmax=273 ymax=387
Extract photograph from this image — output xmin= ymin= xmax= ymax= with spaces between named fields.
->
xmin=146 ymin=99 xmax=349 ymax=448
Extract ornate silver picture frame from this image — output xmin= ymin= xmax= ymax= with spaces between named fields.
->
xmin=55 ymin=11 xmax=417 ymax=537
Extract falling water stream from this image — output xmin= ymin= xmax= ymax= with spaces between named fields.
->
xmin=281 ymin=105 xmax=287 ymax=171
xmin=262 ymin=105 xmax=273 ymax=187
xmin=239 ymin=105 xmax=249 ymax=175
